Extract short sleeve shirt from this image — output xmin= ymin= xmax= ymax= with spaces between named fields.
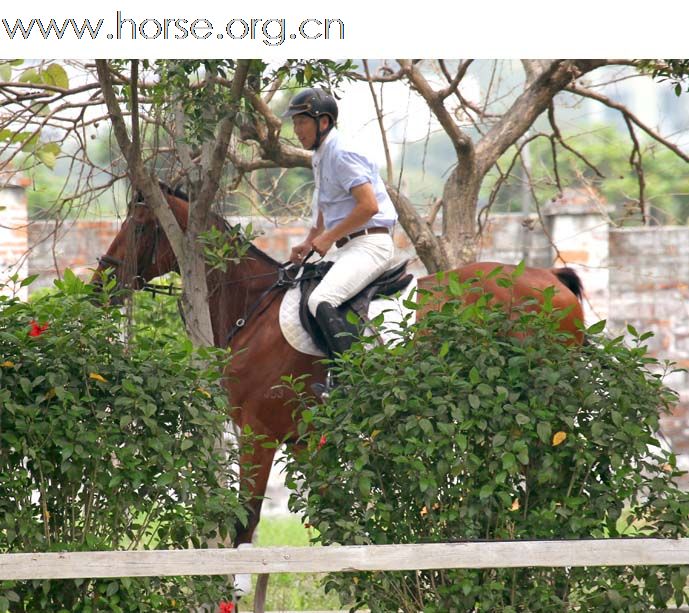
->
xmin=311 ymin=129 xmax=397 ymax=231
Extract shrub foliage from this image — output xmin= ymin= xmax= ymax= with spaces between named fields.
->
xmin=286 ymin=272 xmax=689 ymax=612
xmin=0 ymin=272 xmax=245 ymax=612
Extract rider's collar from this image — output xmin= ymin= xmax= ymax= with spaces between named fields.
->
xmin=313 ymin=128 xmax=337 ymax=159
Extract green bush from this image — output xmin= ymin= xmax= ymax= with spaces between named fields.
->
xmin=285 ymin=273 xmax=689 ymax=612
xmin=0 ymin=271 xmax=246 ymax=612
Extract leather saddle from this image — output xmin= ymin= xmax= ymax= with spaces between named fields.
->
xmin=294 ymin=260 xmax=413 ymax=354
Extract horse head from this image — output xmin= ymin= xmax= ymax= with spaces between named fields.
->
xmin=91 ymin=185 xmax=185 ymax=303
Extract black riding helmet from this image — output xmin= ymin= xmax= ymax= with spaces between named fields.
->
xmin=284 ymin=88 xmax=338 ymax=149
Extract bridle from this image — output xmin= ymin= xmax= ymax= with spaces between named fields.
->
xmin=97 ymin=201 xmax=179 ymax=296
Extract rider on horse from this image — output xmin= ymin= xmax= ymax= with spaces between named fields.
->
xmin=285 ymin=88 xmax=398 ymax=357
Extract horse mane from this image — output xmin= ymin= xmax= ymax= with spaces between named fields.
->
xmin=158 ymin=181 xmax=189 ymax=202
xmin=157 ymin=180 xmax=282 ymax=268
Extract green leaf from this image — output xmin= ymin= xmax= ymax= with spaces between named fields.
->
xmin=181 ymin=438 xmax=193 ymax=451
xmin=587 ymin=320 xmax=607 ymax=335
xmin=36 ymin=148 xmax=56 ymax=169
xmin=358 ymin=475 xmax=371 ymax=497
xmin=468 ymin=394 xmax=480 ymax=409
xmin=18 ymin=67 xmax=40 ymax=83
xmin=536 ymin=421 xmax=552 ymax=443
xmin=513 ymin=260 xmax=526 ymax=278
xmin=448 ymin=273 xmax=461 ymax=296
xmin=5 ymin=590 xmax=20 ymax=603
xmin=45 ymin=63 xmax=69 ymax=89
xmin=492 ymin=432 xmax=507 ymax=447
xmin=502 ymin=452 xmax=516 ymax=470
xmin=20 ymin=274 xmax=39 ymax=287
xmin=479 ymin=483 xmax=494 ymax=500
xmin=456 ymin=433 xmax=468 ymax=451
xmin=419 ymin=418 xmax=433 ymax=434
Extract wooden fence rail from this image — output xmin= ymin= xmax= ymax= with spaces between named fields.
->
xmin=2 ymin=538 xmax=689 ymax=581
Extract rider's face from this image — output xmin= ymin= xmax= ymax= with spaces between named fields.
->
xmin=292 ymin=114 xmax=329 ymax=149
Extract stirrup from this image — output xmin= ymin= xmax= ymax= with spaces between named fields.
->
xmin=311 ymin=370 xmax=334 ymax=401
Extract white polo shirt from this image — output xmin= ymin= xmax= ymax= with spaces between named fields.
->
xmin=311 ymin=129 xmax=397 ymax=231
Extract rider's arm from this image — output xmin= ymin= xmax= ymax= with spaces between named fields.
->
xmin=311 ymin=183 xmax=378 ymax=255
xmin=305 ymin=211 xmax=325 ymax=242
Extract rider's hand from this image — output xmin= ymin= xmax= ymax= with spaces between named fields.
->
xmin=311 ymin=232 xmax=335 ymax=257
xmin=290 ymin=241 xmax=312 ymax=264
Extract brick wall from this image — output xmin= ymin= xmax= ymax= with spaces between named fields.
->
xmin=607 ymin=227 xmax=689 ymax=463
xmin=0 ymin=173 xmax=30 ymax=300
xmin=27 ymin=219 xmax=120 ymax=292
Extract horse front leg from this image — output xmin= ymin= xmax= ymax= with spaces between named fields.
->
xmin=230 ymin=433 xmax=276 ymax=604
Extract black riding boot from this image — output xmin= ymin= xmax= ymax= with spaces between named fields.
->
xmin=312 ymin=302 xmax=359 ymax=399
xmin=315 ymin=301 xmax=359 ymax=357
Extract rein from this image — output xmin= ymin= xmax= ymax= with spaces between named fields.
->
xmin=98 ymin=252 xmax=181 ymax=297
xmin=224 ymin=252 xmax=319 ymax=343
xmin=225 ymin=263 xmax=303 ymax=343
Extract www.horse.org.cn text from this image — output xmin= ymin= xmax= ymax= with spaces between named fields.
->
xmin=1 ymin=12 xmax=346 ymax=46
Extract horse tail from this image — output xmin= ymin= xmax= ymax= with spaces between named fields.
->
xmin=553 ymin=267 xmax=588 ymax=345
xmin=553 ymin=267 xmax=584 ymax=301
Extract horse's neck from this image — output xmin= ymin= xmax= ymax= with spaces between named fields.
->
xmin=207 ymin=249 xmax=280 ymax=348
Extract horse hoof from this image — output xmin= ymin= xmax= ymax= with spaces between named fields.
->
xmin=233 ymin=572 xmax=252 ymax=596
xmin=233 ymin=543 xmax=253 ymax=597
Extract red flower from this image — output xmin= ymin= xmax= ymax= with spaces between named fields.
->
xmin=317 ymin=434 xmax=327 ymax=450
xmin=218 ymin=601 xmax=234 ymax=613
xmin=28 ymin=321 xmax=49 ymax=337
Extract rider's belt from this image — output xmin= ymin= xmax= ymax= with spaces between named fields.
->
xmin=335 ymin=226 xmax=390 ymax=248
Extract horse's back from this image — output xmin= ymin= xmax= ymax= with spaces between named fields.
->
xmin=418 ymin=261 xmax=585 ymax=344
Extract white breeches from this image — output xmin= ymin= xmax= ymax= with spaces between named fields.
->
xmin=307 ymin=233 xmax=396 ymax=316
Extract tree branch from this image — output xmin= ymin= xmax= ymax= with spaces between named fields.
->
xmin=94 ymin=59 xmax=183 ymax=254
xmin=363 ymin=59 xmax=394 ymax=184
xmin=397 ymin=59 xmax=473 ymax=159
xmin=191 ymin=59 xmax=251 ymax=235
xmin=566 ymin=82 xmax=689 ymax=164
xmin=438 ymin=60 xmax=473 ymax=100
xmin=623 ymin=115 xmax=647 ymax=224
xmin=241 ymin=89 xmax=312 ymax=168
xmin=475 ymin=60 xmax=606 ymax=176
xmin=386 ymin=184 xmax=448 ymax=272
xmin=546 ymin=102 xmax=605 ymax=179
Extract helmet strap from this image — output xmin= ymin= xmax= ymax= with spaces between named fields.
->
xmin=312 ymin=116 xmax=333 ymax=150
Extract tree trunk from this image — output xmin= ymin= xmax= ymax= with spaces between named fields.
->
xmin=179 ymin=235 xmax=215 ymax=348
xmin=440 ymin=164 xmax=483 ymax=266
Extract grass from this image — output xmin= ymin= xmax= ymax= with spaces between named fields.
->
xmin=239 ymin=514 xmax=347 ymax=611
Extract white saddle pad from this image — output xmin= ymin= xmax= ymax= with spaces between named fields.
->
xmin=278 ymin=277 xmax=418 ymax=357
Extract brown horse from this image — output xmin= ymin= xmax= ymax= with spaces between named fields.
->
xmin=93 ymin=184 xmax=585 ymax=547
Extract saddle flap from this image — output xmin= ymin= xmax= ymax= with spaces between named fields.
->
xmin=297 ymin=260 xmax=412 ymax=353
